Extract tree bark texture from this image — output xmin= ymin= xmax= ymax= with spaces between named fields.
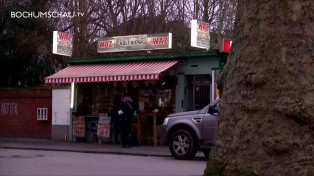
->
xmin=205 ymin=1 xmax=314 ymax=176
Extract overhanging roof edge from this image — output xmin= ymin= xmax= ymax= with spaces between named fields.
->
xmin=65 ymin=51 xmax=220 ymax=64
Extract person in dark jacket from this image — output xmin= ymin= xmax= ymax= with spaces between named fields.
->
xmin=118 ymin=93 xmax=134 ymax=148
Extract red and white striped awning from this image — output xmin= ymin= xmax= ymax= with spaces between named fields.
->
xmin=45 ymin=60 xmax=179 ymax=84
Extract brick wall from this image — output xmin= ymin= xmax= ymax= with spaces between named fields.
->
xmin=0 ymin=87 xmax=52 ymax=139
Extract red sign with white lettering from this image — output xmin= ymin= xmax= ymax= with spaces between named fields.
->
xmin=221 ymin=38 xmax=232 ymax=53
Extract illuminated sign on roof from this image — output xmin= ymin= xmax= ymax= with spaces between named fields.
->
xmin=97 ymin=33 xmax=172 ymax=53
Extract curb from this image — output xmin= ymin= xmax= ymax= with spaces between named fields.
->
xmin=0 ymin=146 xmax=171 ymax=158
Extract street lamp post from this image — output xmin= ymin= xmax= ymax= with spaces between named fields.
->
xmin=211 ymin=68 xmax=219 ymax=103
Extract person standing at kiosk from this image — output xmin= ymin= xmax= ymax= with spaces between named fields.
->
xmin=118 ymin=93 xmax=134 ymax=148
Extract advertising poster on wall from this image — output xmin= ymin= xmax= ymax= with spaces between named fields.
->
xmin=52 ymin=31 xmax=73 ymax=56
xmin=97 ymin=113 xmax=111 ymax=138
xmin=72 ymin=116 xmax=85 ymax=138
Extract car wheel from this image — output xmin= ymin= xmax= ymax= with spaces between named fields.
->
xmin=169 ymin=129 xmax=197 ymax=160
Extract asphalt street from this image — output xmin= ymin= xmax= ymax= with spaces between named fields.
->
xmin=0 ymin=148 xmax=207 ymax=176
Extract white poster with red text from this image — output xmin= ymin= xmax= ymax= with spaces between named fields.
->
xmin=191 ymin=20 xmax=210 ymax=49
xmin=52 ymin=31 xmax=73 ymax=56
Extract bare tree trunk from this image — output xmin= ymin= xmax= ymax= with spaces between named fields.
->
xmin=203 ymin=0 xmax=209 ymax=21
xmin=194 ymin=0 xmax=199 ymax=19
xmin=205 ymin=0 xmax=314 ymax=176
xmin=217 ymin=0 xmax=225 ymax=47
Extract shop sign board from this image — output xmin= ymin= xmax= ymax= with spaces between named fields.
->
xmin=191 ymin=19 xmax=210 ymax=49
xmin=97 ymin=33 xmax=172 ymax=53
xmin=220 ymin=38 xmax=233 ymax=53
xmin=52 ymin=31 xmax=73 ymax=56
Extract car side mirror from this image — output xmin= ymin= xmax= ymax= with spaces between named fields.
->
xmin=208 ymin=106 xmax=215 ymax=115
xmin=208 ymin=105 xmax=219 ymax=115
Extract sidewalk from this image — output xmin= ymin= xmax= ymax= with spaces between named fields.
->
xmin=0 ymin=137 xmax=171 ymax=157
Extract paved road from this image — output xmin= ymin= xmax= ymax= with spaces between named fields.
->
xmin=0 ymin=149 xmax=207 ymax=176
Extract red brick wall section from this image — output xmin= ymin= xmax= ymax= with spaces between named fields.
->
xmin=0 ymin=88 xmax=52 ymax=139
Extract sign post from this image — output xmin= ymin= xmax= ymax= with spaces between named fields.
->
xmin=211 ymin=68 xmax=219 ymax=103
xmin=211 ymin=69 xmax=215 ymax=103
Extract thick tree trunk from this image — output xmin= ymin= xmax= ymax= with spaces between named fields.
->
xmin=205 ymin=1 xmax=314 ymax=176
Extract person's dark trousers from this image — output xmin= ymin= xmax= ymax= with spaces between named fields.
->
xmin=119 ymin=120 xmax=131 ymax=147
xmin=113 ymin=124 xmax=120 ymax=144
xmin=110 ymin=120 xmax=120 ymax=144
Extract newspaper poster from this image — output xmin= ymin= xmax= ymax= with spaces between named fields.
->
xmin=97 ymin=113 xmax=111 ymax=138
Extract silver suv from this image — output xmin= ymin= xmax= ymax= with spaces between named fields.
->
xmin=161 ymin=99 xmax=220 ymax=160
